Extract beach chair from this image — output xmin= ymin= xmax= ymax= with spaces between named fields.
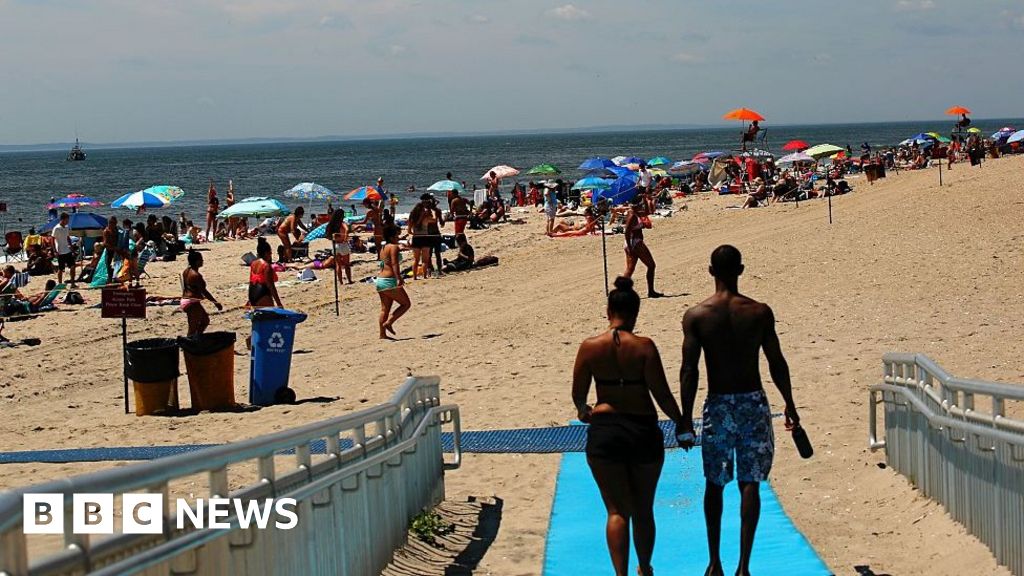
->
xmin=2 ymin=283 xmax=65 ymax=317
xmin=2 ymin=231 xmax=25 ymax=262
xmin=136 ymin=249 xmax=157 ymax=280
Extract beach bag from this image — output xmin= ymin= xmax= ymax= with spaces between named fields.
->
xmin=297 ymin=269 xmax=317 ymax=282
xmin=62 ymin=291 xmax=84 ymax=305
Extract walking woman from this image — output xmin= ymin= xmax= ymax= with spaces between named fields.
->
xmin=623 ymin=197 xmax=664 ymax=298
xmin=375 ymin=225 xmax=411 ymax=339
xmin=248 ymin=238 xmax=282 ymax=308
xmin=408 ymin=194 xmax=435 ymax=279
xmin=181 ymin=250 xmax=223 ymax=337
xmin=326 ymin=209 xmax=352 ymax=284
xmin=572 ymin=276 xmax=685 ymax=576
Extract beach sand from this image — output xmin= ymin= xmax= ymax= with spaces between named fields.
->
xmin=2 ymin=155 xmax=1022 ymax=575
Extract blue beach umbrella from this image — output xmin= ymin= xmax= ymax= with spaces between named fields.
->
xmin=646 ymin=156 xmax=672 ymax=166
xmin=571 ymin=176 xmax=613 ymax=191
xmin=111 ymin=190 xmax=173 ymax=209
xmin=48 ymin=194 xmax=103 ymax=209
xmin=1007 ymin=130 xmax=1024 ymax=144
xmin=593 ymin=173 xmax=639 ymax=205
xmin=304 ymin=222 xmax=329 ymax=242
xmin=604 ymin=165 xmax=634 ymax=178
xmin=428 ymin=180 xmax=465 ymax=193
xmin=579 ymin=157 xmax=615 ymax=171
xmin=620 ymin=156 xmax=644 ymax=166
xmin=39 ymin=212 xmax=108 ymax=234
xmin=139 ymin=185 xmax=185 ymax=202
xmin=218 ymin=197 xmax=290 ymax=219
xmin=285 ymin=182 xmax=336 ymax=201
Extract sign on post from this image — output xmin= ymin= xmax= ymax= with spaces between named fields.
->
xmin=103 ymin=287 xmax=147 ymax=413
xmin=101 ymin=288 xmax=147 ymax=319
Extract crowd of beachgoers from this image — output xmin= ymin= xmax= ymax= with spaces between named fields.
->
xmin=2 ymin=118 xmax=1021 ymax=342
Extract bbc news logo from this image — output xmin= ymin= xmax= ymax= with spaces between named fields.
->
xmin=23 ymin=494 xmax=298 ymax=534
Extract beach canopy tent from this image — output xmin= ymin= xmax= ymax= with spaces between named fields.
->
xmin=481 ymin=165 xmax=519 ymax=179
xmin=38 ymin=212 xmax=107 ymax=234
xmin=782 ymin=140 xmax=810 ymax=151
xmin=804 ymin=144 xmax=845 ymax=160
xmin=48 ymin=194 xmax=103 ymax=209
xmin=579 ymin=157 xmax=615 ymax=171
xmin=592 ymin=173 xmax=639 ymax=205
xmin=525 ymin=163 xmax=561 ymax=176
xmin=284 ymin=182 xmax=336 ymax=201
xmin=217 ymin=197 xmax=289 ymax=219
xmin=742 ymin=148 xmax=774 ymax=159
xmin=427 ymin=179 xmax=464 ymax=193
xmin=777 ymin=151 xmax=815 ymax=165
xmin=343 ymin=186 xmax=382 ymax=202
xmin=571 ymin=176 xmax=612 ymax=191
xmin=669 ymin=160 xmax=707 ymax=175
xmin=646 ymin=156 xmax=671 ymax=167
xmin=1008 ymin=130 xmax=1024 ymax=144
xmin=708 ymin=157 xmax=735 ymax=187
xmin=945 ymin=106 xmax=971 ymax=115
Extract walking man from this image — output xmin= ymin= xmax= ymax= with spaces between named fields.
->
xmin=678 ymin=245 xmax=802 ymax=576
xmin=52 ymin=212 xmax=76 ymax=289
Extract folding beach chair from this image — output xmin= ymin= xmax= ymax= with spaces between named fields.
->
xmin=2 ymin=231 xmax=25 ymax=262
xmin=136 ymin=249 xmax=157 ymax=281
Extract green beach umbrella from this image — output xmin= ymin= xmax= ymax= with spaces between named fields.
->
xmin=647 ymin=156 xmax=672 ymax=166
xmin=804 ymin=143 xmax=845 ymax=160
xmin=525 ymin=163 xmax=561 ymax=176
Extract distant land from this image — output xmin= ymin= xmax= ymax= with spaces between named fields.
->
xmin=0 ymin=118 xmax=1015 ymax=153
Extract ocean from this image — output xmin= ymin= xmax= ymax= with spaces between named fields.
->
xmin=1 ymin=119 xmax=1020 ymax=231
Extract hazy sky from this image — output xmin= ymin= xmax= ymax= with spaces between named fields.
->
xmin=1 ymin=0 xmax=1022 ymax=144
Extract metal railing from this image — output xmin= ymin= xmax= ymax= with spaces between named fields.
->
xmin=869 ymin=353 xmax=1024 ymax=575
xmin=0 ymin=376 xmax=461 ymax=576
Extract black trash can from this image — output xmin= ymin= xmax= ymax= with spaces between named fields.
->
xmin=125 ymin=338 xmax=179 ymax=416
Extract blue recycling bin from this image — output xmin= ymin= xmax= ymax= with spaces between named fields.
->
xmin=248 ymin=308 xmax=307 ymax=406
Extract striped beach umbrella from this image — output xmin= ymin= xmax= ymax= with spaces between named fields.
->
xmin=343 ymin=186 xmax=383 ymax=202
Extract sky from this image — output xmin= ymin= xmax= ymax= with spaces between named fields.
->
xmin=1 ymin=0 xmax=1023 ymax=145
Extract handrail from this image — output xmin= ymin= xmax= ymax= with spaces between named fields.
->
xmin=870 ymin=354 xmax=1024 ymax=576
xmin=0 ymin=376 xmax=462 ymax=576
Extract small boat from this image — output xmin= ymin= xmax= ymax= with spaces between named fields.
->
xmin=67 ymin=138 xmax=86 ymax=161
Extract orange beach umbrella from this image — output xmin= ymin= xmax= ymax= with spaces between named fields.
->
xmin=945 ymin=106 xmax=971 ymax=116
xmin=722 ymin=108 xmax=765 ymax=122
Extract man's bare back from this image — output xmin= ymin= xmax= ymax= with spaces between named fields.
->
xmin=683 ymin=292 xmax=775 ymax=395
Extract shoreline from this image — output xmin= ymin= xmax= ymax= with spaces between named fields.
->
xmin=2 ymin=155 xmax=1022 ymax=575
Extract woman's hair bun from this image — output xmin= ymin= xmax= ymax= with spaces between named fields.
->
xmin=613 ymin=276 xmax=634 ymax=292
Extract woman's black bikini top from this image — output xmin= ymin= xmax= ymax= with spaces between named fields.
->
xmin=594 ymin=328 xmax=646 ymax=387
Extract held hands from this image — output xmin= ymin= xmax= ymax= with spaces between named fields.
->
xmin=675 ymin=420 xmax=696 ymax=451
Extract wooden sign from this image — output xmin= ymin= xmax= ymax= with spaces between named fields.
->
xmin=101 ymin=287 xmax=147 ymax=319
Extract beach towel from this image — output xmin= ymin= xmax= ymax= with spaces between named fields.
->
xmin=89 ymin=250 xmax=112 ymax=288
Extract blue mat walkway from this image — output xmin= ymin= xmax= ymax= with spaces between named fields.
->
xmin=0 ymin=421 xmax=696 ymax=464
xmin=543 ymin=450 xmax=830 ymax=575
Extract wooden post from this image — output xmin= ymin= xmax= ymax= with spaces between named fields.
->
xmin=600 ymin=212 xmax=609 ymax=297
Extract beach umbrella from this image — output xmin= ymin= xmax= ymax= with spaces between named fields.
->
xmin=579 ymin=157 xmax=615 ymax=171
xmin=646 ymin=156 xmax=672 ymax=167
xmin=693 ymin=151 xmax=727 ymax=161
xmin=481 ymin=165 xmax=519 ymax=180
xmin=525 ymin=163 xmax=562 ymax=176
xmin=669 ymin=160 xmax=707 ymax=175
xmin=139 ymin=185 xmax=185 ymax=202
xmin=285 ymin=182 xmax=337 ymax=201
xmin=804 ymin=144 xmax=846 ymax=160
xmin=571 ymin=176 xmax=612 ymax=191
xmin=619 ymin=156 xmax=644 ymax=166
xmin=945 ymin=106 xmax=971 ymax=116
xmin=428 ymin=179 xmax=465 ymax=193
xmin=992 ymin=127 xmax=1015 ymax=140
xmin=722 ymin=108 xmax=765 ymax=122
xmin=111 ymin=189 xmax=173 ymax=209
xmin=967 ymin=127 xmax=981 ymax=134
xmin=649 ymin=168 xmax=667 ymax=177
xmin=593 ymin=173 xmax=639 ymax=205
xmin=304 ymin=222 xmax=330 ymax=242
xmin=604 ymin=165 xmax=634 ymax=178
xmin=1007 ymin=130 xmax=1024 ymax=144
xmin=48 ymin=193 xmax=103 ymax=209
xmin=777 ymin=152 xmax=815 ymax=165
xmin=782 ymin=140 xmax=810 ymax=151
xmin=217 ymin=197 xmax=290 ymax=219
xmin=343 ymin=186 xmax=383 ymax=202
xmin=38 ymin=212 xmax=108 ymax=234
xmin=610 ymin=155 xmax=628 ymax=166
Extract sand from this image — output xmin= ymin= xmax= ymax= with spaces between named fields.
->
xmin=2 ymin=155 xmax=1023 ymax=575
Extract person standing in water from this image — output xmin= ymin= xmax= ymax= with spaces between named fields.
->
xmin=678 ymin=245 xmax=803 ymax=576
xmin=573 ymin=276 xmax=685 ymax=576
xmin=623 ymin=197 xmax=664 ymax=298
xmin=181 ymin=250 xmax=223 ymax=337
